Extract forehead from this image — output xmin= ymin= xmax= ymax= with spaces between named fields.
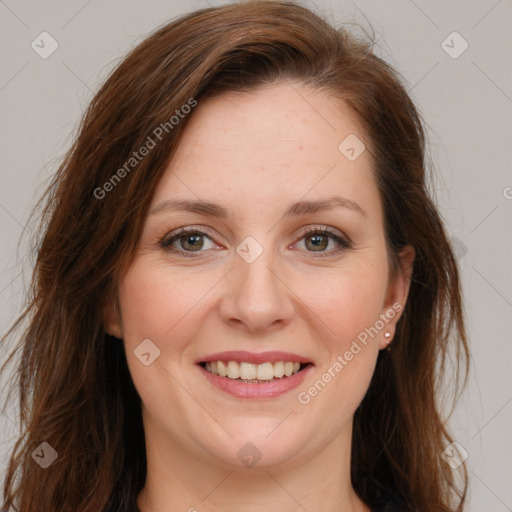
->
xmin=151 ymin=81 xmax=381 ymax=223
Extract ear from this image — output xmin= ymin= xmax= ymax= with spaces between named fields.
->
xmin=378 ymin=244 xmax=415 ymax=350
xmin=103 ymin=299 xmax=123 ymax=339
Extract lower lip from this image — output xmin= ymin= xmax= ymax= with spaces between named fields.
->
xmin=198 ymin=364 xmax=313 ymax=399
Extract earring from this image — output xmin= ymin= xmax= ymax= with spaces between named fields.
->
xmin=384 ymin=332 xmax=391 ymax=350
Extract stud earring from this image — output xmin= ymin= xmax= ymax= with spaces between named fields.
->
xmin=384 ymin=332 xmax=393 ymax=351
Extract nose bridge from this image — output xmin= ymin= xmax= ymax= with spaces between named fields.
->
xmin=220 ymin=236 xmax=294 ymax=332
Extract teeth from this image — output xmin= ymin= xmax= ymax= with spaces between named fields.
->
xmin=274 ymin=361 xmax=285 ymax=378
xmin=227 ymin=361 xmax=240 ymax=379
xmin=240 ymin=362 xmax=257 ymax=380
xmin=203 ymin=360 xmax=304 ymax=380
xmin=217 ymin=361 xmax=227 ymax=377
xmin=257 ymin=362 xmax=274 ymax=381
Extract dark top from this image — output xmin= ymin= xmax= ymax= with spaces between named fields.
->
xmin=371 ymin=492 xmax=407 ymax=511
xmin=366 ymin=480 xmax=408 ymax=511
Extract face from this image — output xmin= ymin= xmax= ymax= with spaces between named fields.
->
xmin=105 ymin=81 xmax=413 ymax=470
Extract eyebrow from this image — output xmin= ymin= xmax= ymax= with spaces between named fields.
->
xmin=150 ymin=196 xmax=367 ymax=219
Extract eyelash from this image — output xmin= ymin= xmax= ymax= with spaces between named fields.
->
xmin=160 ymin=225 xmax=352 ymax=258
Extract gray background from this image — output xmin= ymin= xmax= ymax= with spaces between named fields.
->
xmin=0 ymin=0 xmax=511 ymax=510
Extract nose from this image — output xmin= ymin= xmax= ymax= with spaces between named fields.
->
xmin=219 ymin=247 xmax=295 ymax=334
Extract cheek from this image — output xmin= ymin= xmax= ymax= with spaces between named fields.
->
xmin=117 ymin=262 xmax=195 ymax=349
xmin=295 ymin=262 xmax=386 ymax=346
xmin=118 ymin=270 xmax=159 ymax=344
xmin=117 ymin=262 xmax=210 ymax=423
xmin=292 ymin=264 xmax=384 ymax=415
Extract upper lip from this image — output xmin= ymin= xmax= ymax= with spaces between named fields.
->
xmin=196 ymin=350 xmax=313 ymax=365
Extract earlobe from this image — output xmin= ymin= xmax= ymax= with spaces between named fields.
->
xmin=103 ymin=301 xmax=123 ymax=339
xmin=379 ymin=244 xmax=415 ymax=350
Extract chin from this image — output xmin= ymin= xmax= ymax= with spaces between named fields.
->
xmin=207 ymin=430 xmax=305 ymax=469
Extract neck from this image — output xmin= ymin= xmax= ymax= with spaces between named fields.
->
xmin=136 ymin=414 xmax=370 ymax=512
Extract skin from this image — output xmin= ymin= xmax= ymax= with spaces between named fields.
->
xmin=105 ymin=81 xmax=414 ymax=512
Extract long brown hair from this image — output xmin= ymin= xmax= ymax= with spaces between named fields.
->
xmin=1 ymin=1 xmax=469 ymax=510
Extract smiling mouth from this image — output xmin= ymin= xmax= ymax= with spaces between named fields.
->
xmin=199 ymin=360 xmax=313 ymax=383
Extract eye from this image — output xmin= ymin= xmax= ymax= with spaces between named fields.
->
xmin=160 ymin=227 xmax=219 ymax=256
xmin=160 ymin=225 xmax=351 ymax=258
xmin=294 ymin=226 xmax=351 ymax=256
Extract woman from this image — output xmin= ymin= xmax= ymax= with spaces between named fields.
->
xmin=1 ymin=1 xmax=469 ymax=511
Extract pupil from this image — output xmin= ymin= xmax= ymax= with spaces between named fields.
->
xmin=308 ymin=234 xmax=327 ymax=251
xmin=183 ymin=234 xmax=203 ymax=250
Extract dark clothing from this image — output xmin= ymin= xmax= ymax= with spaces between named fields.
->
xmin=364 ymin=477 xmax=408 ymax=511
xmin=371 ymin=492 xmax=407 ymax=511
